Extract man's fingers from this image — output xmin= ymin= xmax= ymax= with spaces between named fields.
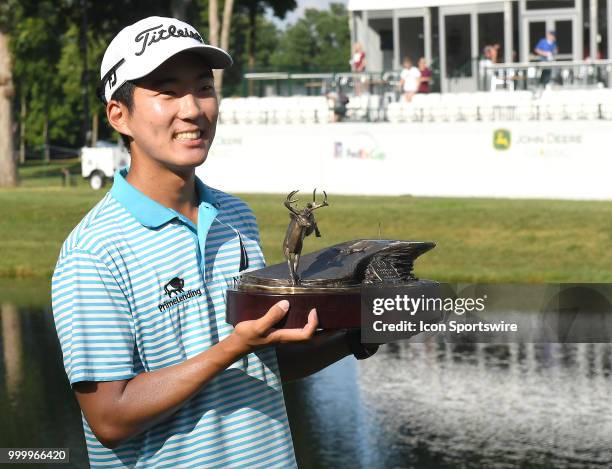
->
xmin=255 ymin=300 xmax=290 ymax=334
xmin=304 ymin=308 xmax=318 ymax=334
xmin=268 ymin=328 xmax=311 ymax=343
xmin=268 ymin=308 xmax=318 ymax=343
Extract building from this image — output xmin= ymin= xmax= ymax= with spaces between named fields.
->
xmin=348 ymin=0 xmax=611 ymax=91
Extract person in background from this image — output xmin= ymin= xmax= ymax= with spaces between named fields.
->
xmin=350 ymin=42 xmax=367 ymax=95
xmin=417 ymin=57 xmax=433 ymax=94
xmin=490 ymin=43 xmax=501 ymax=63
xmin=350 ymin=42 xmax=366 ymax=73
xmin=534 ymin=31 xmax=557 ymax=86
xmin=327 ymin=84 xmax=349 ymax=122
xmin=399 ymin=57 xmax=421 ymax=102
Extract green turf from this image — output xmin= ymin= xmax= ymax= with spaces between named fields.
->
xmin=2 ymin=162 xmax=612 ymax=282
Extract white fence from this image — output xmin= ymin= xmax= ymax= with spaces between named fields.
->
xmin=387 ymin=89 xmax=612 ymax=123
xmin=219 ymin=96 xmax=334 ymax=124
xmin=220 ymin=89 xmax=612 ymax=125
xmin=198 ymin=120 xmax=612 ymax=200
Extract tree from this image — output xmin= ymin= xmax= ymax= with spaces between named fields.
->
xmin=0 ymin=1 xmax=18 ymax=187
xmin=209 ymin=9 xmax=277 ymax=96
xmin=237 ymin=0 xmax=295 ymax=71
xmin=11 ymin=2 xmax=67 ymax=160
xmin=71 ymin=0 xmax=176 ymax=146
xmin=171 ymin=0 xmax=192 ymax=19
xmin=234 ymin=0 xmax=295 ymax=95
xmin=270 ymin=3 xmax=351 ymax=72
xmin=197 ymin=0 xmax=281 ymax=96
xmin=208 ymin=0 xmax=236 ymax=93
xmin=0 ymin=30 xmax=17 ymax=186
xmin=203 ymin=0 xmax=292 ymax=94
xmin=55 ymin=23 xmax=108 ymax=147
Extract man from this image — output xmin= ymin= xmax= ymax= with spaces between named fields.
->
xmin=534 ymin=31 xmax=557 ymax=86
xmin=399 ymin=57 xmax=421 ymax=102
xmin=52 ymin=16 xmax=377 ymax=468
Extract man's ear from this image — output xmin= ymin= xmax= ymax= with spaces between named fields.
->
xmin=106 ymin=101 xmax=133 ymax=138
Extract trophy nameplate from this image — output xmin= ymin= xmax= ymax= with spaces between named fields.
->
xmin=226 ymin=191 xmax=437 ymax=329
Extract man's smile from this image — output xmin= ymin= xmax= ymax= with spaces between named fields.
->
xmin=173 ymin=129 xmax=203 ymax=141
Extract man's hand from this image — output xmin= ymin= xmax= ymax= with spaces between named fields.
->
xmin=231 ymin=300 xmax=318 ymax=353
xmin=74 ymin=299 xmax=316 ymax=449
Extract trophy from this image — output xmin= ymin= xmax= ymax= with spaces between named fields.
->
xmin=226 ymin=190 xmax=437 ymax=329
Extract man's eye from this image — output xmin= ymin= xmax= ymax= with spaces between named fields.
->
xmin=160 ymin=90 xmax=176 ymax=96
xmin=200 ymin=85 xmax=213 ymax=91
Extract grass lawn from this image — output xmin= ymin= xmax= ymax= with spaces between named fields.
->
xmin=2 ymin=160 xmax=612 ymax=284
xmin=17 ymin=159 xmax=86 ymax=188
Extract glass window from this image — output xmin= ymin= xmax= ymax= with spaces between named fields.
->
xmin=526 ymin=1 xmax=575 ymax=10
xmin=399 ymin=17 xmax=425 ymax=64
xmin=555 ymin=19 xmax=573 ymax=56
xmin=445 ymin=14 xmax=472 ymax=77
xmin=478 ymin=12 xmax=504 ymax=62
xmin=529 ymin=21 xmax=546 ymax=58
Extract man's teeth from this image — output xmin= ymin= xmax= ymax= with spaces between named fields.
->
xmin=174 ymin=130 xmax=201 ymax=140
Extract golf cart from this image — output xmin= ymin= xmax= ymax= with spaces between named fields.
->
xmin=81 ymin=141 xmax=130 ymax=190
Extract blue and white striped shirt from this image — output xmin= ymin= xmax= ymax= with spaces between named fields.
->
xmin=52 ymin=168 xmax=297 ymax=468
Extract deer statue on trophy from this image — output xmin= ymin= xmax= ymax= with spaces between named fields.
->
xmin=283 ymin=189 xmax=329 ymax=285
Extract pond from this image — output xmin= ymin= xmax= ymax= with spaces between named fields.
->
xmin=1 ymin=301 xmax=611 ymax=468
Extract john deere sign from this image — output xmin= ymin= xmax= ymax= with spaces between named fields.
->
xmin=493 ymin=129 xmax=511 ymax=150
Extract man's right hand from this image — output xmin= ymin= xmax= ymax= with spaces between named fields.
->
xmin=231 ymin=300 xmax=318 ymax=354
xmin=74 ymin=299 xmax=316 ymax=449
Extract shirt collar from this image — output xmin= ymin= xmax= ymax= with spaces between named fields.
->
xmin=110 ymin=168 xmax=219 ymax=229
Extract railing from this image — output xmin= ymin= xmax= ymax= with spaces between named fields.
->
xmin=243 ymin=72 xmax=336 ymax=97
xmin=244 ymin=63 xmax=444 ymax=99
xmin=243 ymin=71 xmax=390 ymax=97
xmin=480 ymin=60 xmax=612 ymax=91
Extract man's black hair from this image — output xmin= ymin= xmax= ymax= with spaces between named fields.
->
xmin=111 ymin=81 xmax=136 ymax=150
xmin=97 ymin=80 xmax=136 ymax=151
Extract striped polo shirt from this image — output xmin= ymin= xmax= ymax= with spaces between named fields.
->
xmin=52 ymin=168 xmax=297 ymax=468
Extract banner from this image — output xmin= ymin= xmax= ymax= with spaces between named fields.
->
xmin=199 ymin=121 xmax=611 ymax=200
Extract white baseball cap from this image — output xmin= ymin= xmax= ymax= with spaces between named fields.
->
xmin=99 ymin=16 xmax=232 ymax=103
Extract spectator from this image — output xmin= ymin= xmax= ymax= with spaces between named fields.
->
xmin=479 ymin=45 xmax=494 ymax=89
xmin=491 ymin=43 xmax=501 ymax=63
xmin=483 ymin=45 xmax=493 ymax=63
xmin=350 ymin=42 xmax=366 ymax=72
xmin=480 ymin=44 xmax=506 ymax=90
xmin=399 ymin=57 xmax=421 ymax=102
xmin=534 ymin=31 xmax=557 ymax=86
xmin=417 ymin=57 xmax=433 ymax=93
xmin=350 ymin=42 xmax=367 ymax=95
xmin=328 ymin=85 xmax=349 ymax=122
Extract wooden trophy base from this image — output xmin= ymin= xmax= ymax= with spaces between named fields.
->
xmin=226 ymin=288 xmax=361 ymax=329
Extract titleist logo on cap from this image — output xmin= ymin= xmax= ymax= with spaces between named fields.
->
xmin=99 ymin=16 xmax=232 ymax=103
xmin=134 ymin=24 xmax=204 ymax=56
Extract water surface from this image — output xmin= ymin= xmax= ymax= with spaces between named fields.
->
xmin=2 ymin=301 xmax=611 ymax=468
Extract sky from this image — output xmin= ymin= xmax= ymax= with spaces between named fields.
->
xmin=269 ymin=0 xmax=349 ymax=28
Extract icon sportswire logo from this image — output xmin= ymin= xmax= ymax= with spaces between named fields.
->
xmin=158 ymin=277 xmax=202 ymax=312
